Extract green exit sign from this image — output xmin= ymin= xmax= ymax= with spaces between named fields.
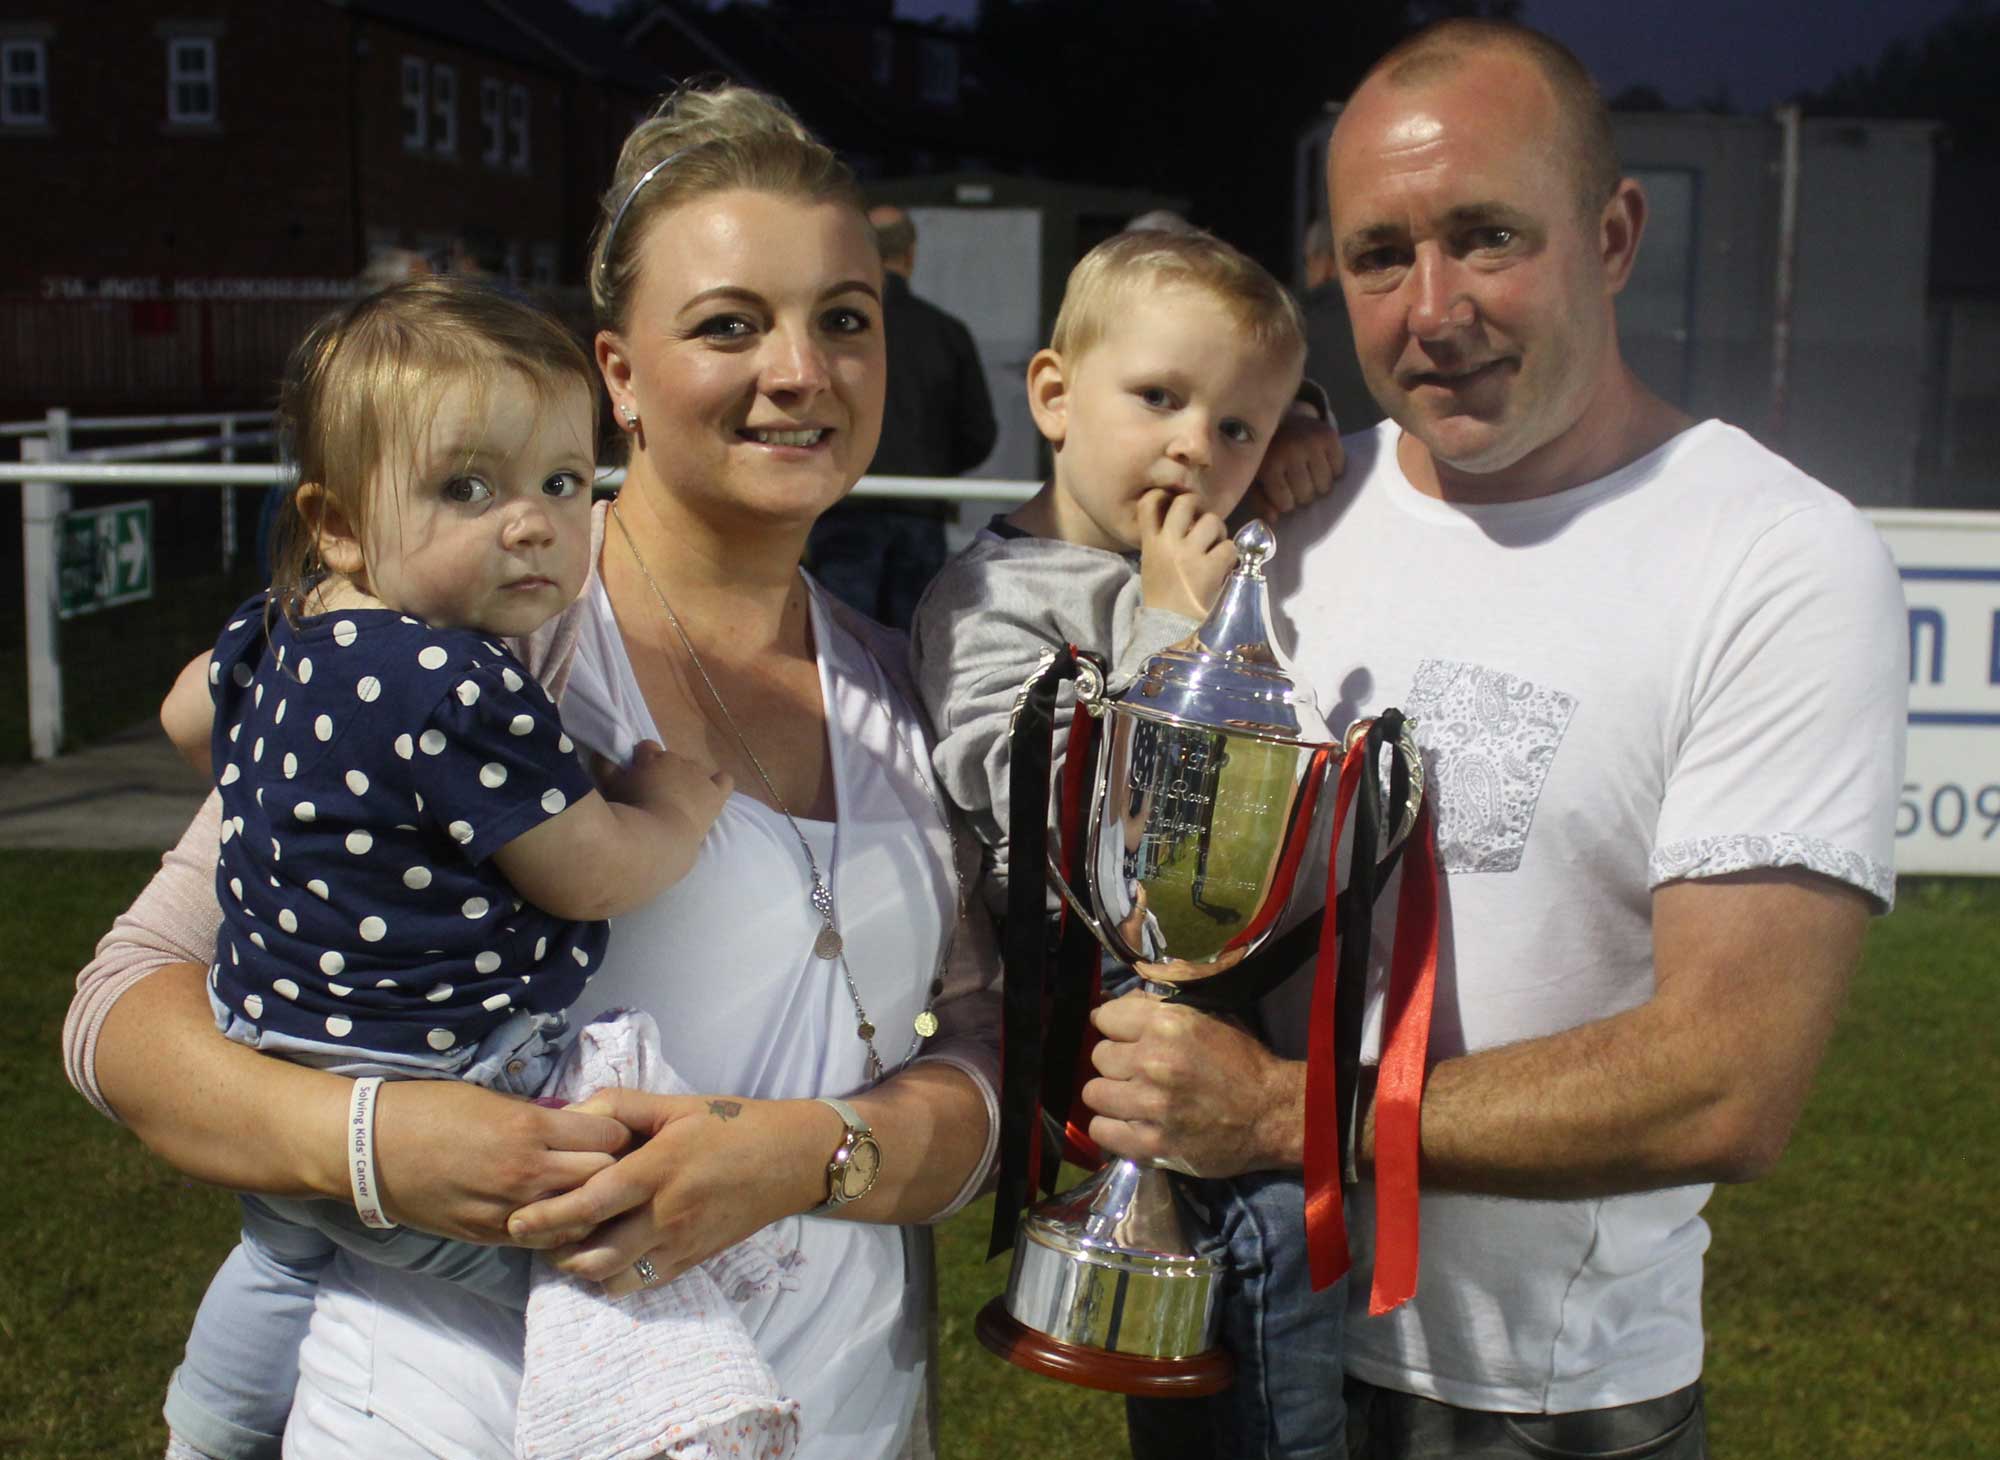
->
xmin=58 ymin=502 xmax=153 ymax=618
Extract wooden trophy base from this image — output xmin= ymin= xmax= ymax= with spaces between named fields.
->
xmin=975 ymin=1297 xmax=1234 ymax=1397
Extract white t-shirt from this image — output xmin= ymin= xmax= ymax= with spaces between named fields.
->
xmin=1258 ymin=420 xmax=1906 ymax=1412
xmin=287 ymin=579 xmax=963 ymax=1460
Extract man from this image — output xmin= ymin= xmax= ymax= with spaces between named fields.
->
xmin=1084 ymin=19 xmax=1905 ymax=1460
xmin=807 ymin=204 xmax=997 ymax=629
xmin=1299 ymin=217 xmax=1379 ymax=435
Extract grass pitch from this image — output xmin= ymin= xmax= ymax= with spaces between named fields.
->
xmin=6 ymin=851 xmax=1994 ymax=1457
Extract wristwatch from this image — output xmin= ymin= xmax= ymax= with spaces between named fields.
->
xmin=808 ymin=1096 xmax=881 ymax=1214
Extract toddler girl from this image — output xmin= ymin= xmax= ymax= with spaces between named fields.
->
xmin=156 ymin=276 xmax=729 ymax=1460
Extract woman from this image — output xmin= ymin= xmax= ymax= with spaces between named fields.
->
xmin=63 ymin=85 xmax=1000 ymax=1460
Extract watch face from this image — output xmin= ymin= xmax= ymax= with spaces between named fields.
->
xmin=839 ymin=1135 xmax=882 ymax=1199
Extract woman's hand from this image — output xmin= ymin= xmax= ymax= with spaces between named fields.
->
xmin=372 ymin=1080 xmax=634 ymax=1244
xmin=504 ymin=1089 xmax=834 ymax=1292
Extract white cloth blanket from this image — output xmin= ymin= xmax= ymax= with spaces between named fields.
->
xmin=515 ymin=1010 xmax=804 ymax=1460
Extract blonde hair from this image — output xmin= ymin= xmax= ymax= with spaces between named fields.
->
xmin=589 ymin=84 xmax=861 ymax=330
xmin=270 ymin=276 xmax=596 ymax=619
xmin=1049 ymin=229 xmax=1307 ymax=367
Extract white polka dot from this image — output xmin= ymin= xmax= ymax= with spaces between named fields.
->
xmin=307 ymin=879 xmax=329 ymax=900
xmin=509 ymin=714 xmax=533 ymax=736
xmin=426 ymin=1028 xmax=455 ymax=1051
xmin=479 ymin=762 xmax=507 ymax=789
xmin=233 ymin=816 xmax=245 ymax=836
xmin=425 ymin=982 xmax=453 ymax=1003
xmin=394 ymin=734 xmax=414 ymax=760
xmin=268 ymin=876 xmax=281 ymax=888
xmin=276 ymin=646 xmax=286 ymax=668
xmin=229 ymin=943 xmax=239 ymax=965
xmin=229 ymin=722 xmax=241 ymax=743
xmin=418 ymin=645 xmax=449 ymax=670
xmin=400 ymin=615 xmax=418 ymax=625
xmin=249 ymin=931 xmax=265 ymax=950
xmin=270 ymin=837 xmax=281 ymax=861
xmin=328 ymin=982 xmax=352 ymax=997
xmin=571 ymin=947 xmax=589 ymax=968
xmin=474 ymin=951 xmax=501 ymax=974
xmin=394 ymin=823 xmax=416 ymax=832
xmin=243 ymin=993 xmax=264 ymax=1018
xmin=220 ymin=818 xmax=236 ymax=845
xmin=456 ymin=680 xmax=481 ymax=707
xmin=325 ymin=1015 xmax=351 ymax=1038
xmin=320 ymin=950 xmax=345 ymax=976
xmin=274 ymin=698 xmax=288 ymax=724
xmin=232 ymin=662 xmax=252 ymax=687
xmin=252 ymin=736 xmax=265 ymax=762
xmin=219 ymin=763 xmax=240 ymax=785
xmin=210 ymin=660 xmax=222 ymax=685
xmin=297 ymin=656 xmax=314 ymax=684
xmin=229 ymin=877 xmax=243 ymax=900
xmin=278 ymin=909 xmax=298 ymax=933
xmin=534 ymin=936 xmax=547 ymax=960
xmin=314 ymin=714 xmax=334 ymax=742
xmin=449 ymin=820 xmax=474 ymax=845
xmin=419 ymin=729 xmax=446 ymax=756
xmin=345 ymin=769 xmax=369 ymax=796
xmin=359 ymin=916 xmax=387 ymax=942
xmin=403 ymin=865 xmax=432 ymax=890
xmin=558 ymin=734 xmax=573 ymax=754
xmin=414 ymin=792 xmax=424 ymax=813
xmin=540 ymin=788 xmax=567 ymax=815
xmin=375 ymin=978 xmax=396 ymax=988
xmin=274 ymin=978 xmax=300 ymax=1000
xmin=345 ymin=830 xmax=374 ymax=855
xmin=333 ymin=619 xmax=358 ymax=647
xmin=254 ymin=683 xmax=265 ymax=709
xmin=257 ymin=787 xmax=266 ymax=807
xmin=294 ymin=801 xmax=316 ymax=822
xmin=462 ymin=896 xmax=489 ymax=919
xmin=356 ymin=674 xmax=381 ymax=703
xmin=482 ymin=993 xmax=511 ymax=1012
xmin=502 ymin=668 xmax=524 ymax=692
xmin=283 ymin=753 xmax=298 ymax=780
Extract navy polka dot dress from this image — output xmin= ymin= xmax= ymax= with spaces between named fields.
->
xmin=206 ymin=594 xmax=606 ymax=1063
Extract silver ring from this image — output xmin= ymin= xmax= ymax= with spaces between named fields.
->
xmin=633 ymin=1255 xmax=661 ymax=1287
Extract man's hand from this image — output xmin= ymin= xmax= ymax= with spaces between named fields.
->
xmin=1244 ymin=406 xmax=1344 ymax=524
xmin=1082 ymin=989 xmax=1304 ymax=1178
xmin=1138 ymin=489 xmax=1237 ymax=620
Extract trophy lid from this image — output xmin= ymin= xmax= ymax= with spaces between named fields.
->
xmin=1120 ymin=520 xmax=1331 ymax=743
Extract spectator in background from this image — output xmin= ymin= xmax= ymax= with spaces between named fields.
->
xmin=1299 ymin=217 xmax=1378 ymax=433
xmin=807 ymin=204 xmax=997 ymax=629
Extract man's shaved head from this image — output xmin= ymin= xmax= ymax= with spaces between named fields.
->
xmin=1353 ymin=19 xmax=1618 ymax=219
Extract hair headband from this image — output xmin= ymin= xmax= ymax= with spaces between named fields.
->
xmin=597 ymin=147 xmax=689 ymax=286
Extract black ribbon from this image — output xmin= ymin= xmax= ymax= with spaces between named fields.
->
xmin=991 ymin=648 xmax=1085 ymax=1258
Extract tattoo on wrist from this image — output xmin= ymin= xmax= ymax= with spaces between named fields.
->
xmin=707 ymin=1099 xmax=743 ymax=1121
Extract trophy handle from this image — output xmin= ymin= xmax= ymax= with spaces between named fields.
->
xmin=1343 ymin=715 xmax=1427 ymax=853
xmin=1044 ymin=651 xmax=1122 ymax=959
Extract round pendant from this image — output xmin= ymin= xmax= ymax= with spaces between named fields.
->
xmin=914 ymin=1010 xmax=940 ymax=1039
xmin=814 ymin=925 xmax=843 ymax=960
xmin=856 ymin=1020 xmax=876 ymax=1042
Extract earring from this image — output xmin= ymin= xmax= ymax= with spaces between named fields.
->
xmin=621 ymin=405 xmax=639 ymax=430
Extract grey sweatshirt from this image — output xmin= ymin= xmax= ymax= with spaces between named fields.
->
xmin=910 ymin=525 xmax=1197 ymax=915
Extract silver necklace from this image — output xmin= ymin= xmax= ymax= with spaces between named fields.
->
xmin=611 ymin=504 xmax=959 ymax=1080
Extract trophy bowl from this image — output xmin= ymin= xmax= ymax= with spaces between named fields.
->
xmin=981 ymin=521 xmax=1336 ymax=1395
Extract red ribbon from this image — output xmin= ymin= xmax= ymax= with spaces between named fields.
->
xmin=1304 ymin=738 xmax=1441 ymax=1316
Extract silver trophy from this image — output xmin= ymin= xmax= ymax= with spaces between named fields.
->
xmin=981 ymin=520 xmax=1415 ymax=1395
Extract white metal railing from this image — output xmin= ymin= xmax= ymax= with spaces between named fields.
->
xmin=6 ymin=409 xmax=1034 ymax=759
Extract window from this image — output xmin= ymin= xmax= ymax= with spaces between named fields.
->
xmin=479 ymin=77 xmax=503 ymax=166
xmin=871 ymin=29 xmax=894 ymax=88
xmin=166 ymin=36 xmax=215 ymax=124
xmin=1 ymin=39 xmax=47 ymax=126
xmin=918 ymin=39 xmax=958 ymax=106
xmin=506 ymin=83 xmax=529 ymax=172
xmin=400 ymin=56 xmax=426 ymax=151
xmin=431 ymin=63 xmax=456 ymax=156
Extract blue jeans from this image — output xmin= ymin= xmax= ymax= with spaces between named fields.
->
xmin=163 ymin=1012 xmax=563 ymax=1459
xmin=1126 ymin=1170 xmax=1347 ymax=1460
xmin=1343 ymin=1376 xmax=1709 ymax=1459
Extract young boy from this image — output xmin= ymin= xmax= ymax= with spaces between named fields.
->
xmin=910 ymin=228 xmax=1346 ymax=1458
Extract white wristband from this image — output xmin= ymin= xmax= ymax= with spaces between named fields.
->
xmin=347 ymin=1076 xmax=396 ymax=1230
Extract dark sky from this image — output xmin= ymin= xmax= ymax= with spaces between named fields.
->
xmin=889 ymin=0 xmax=1970 ymax=111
